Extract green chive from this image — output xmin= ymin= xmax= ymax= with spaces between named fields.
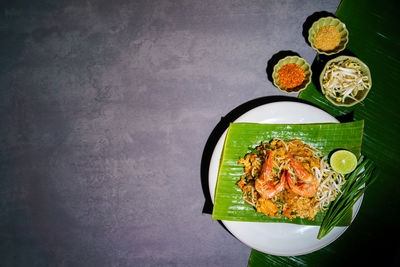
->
xmin=248 ymin=147 xmax=259 ymax=154
xmin=317 ymin=157 xmax=376 ymax=239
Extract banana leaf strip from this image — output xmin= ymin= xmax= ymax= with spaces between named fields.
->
xmin=211 ymin=121 xmax=364 ymax=226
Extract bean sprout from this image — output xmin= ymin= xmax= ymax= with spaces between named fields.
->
xmin=322 ymin=59 xmax=370 ymax=104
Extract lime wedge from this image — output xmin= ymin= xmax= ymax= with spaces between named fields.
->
xmin=330 ymin=150 xmax=357 ymax=174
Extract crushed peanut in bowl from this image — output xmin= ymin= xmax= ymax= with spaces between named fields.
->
xmin=308 ymin=17 xmax=348 ymax=55
xmin=314 ymin=25 xmax=341 ymax=51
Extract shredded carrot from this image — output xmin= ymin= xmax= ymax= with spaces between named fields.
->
xmin=278 ymin=63 xmax=305 ymax=89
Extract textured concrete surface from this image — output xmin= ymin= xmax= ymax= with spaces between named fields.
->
xmin=0 ymin=1 xmax=339 ymax=266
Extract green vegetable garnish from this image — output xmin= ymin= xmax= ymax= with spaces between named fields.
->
xmin=248 ymin=147 xmax=259 ymax=155
xmin=277 ymin=208 xmax=282 ymax=215
xmin=317 ymin=156 xmax=377 ymax=239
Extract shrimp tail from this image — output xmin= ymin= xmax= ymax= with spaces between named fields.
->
xmin=286 ymin=152 xmax=319 ymax=197
xmin=255 ymin=152 xmax=285 ymax=199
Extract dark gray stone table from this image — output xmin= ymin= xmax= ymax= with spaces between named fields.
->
xmin=0 ymin=1 xmax=340 ymax=266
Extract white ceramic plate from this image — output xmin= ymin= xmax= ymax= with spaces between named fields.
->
xmin=208 ymin=101 xmax=362 ymax=256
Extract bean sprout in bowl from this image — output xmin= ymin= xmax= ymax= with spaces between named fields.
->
xmin=319 ymin=56 xmax=372 ymax=107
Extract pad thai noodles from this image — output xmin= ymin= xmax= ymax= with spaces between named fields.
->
xmin=237 ymin=138 xmax=345 ymax=220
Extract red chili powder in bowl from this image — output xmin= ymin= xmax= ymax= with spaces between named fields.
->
xmin=278 ymin=63 xmax=305 ymax=89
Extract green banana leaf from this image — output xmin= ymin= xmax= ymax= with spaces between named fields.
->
xmin=211 ymin=121 xmax=364 ymax=226
xmin=248 ymin=0 xmax=400 ymax=265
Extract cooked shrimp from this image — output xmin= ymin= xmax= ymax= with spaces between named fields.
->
xmin=286 ymin=152 xmax=319 ymax=197
xmin=255 ymin=151 xmax=286 ymax=199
